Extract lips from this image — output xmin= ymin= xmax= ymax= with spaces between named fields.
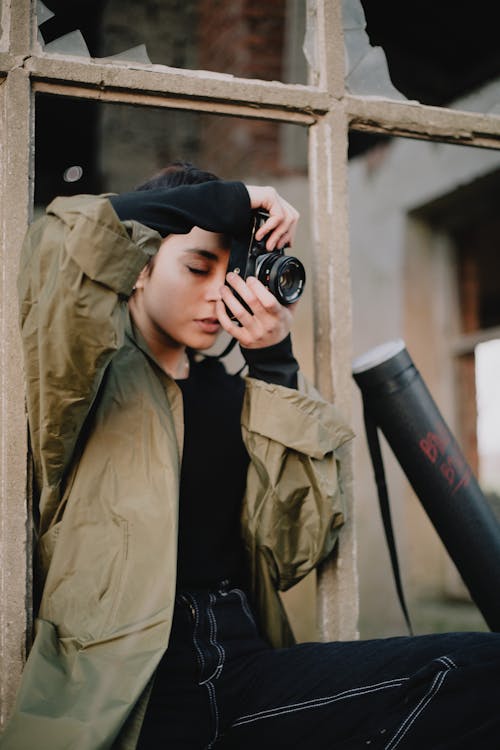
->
xmin=195 ymin=318 xmax=221 ymax=334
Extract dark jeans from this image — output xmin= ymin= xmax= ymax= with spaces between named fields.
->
xmin=137 ymin=581 xmax=500 ymax=749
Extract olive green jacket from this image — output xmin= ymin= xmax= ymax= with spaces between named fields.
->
xmin=1 ymin=194 xmax=353 ymax=749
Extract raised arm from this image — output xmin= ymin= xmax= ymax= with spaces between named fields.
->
xmin=18 ymin=180 xmax=258 ymax=529
xmin=18 ymin=195 xmax=157 ymax=526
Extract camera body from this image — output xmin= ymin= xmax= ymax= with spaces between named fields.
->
xmin=228 ymin=209 xmax=306 ymax=310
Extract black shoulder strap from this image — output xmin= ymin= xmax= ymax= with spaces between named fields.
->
xmin=201 ymin=336 xmax=238 ymax=360
xmin=362 ymin=396 xmax=414 ymax=635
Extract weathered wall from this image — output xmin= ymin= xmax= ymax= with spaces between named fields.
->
xmin=349 ymin=80 xmax=500 ymax=636
xmin=0 ymin=64 xmax=32 ymax=726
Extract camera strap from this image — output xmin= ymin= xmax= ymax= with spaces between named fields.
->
xmin=201 ymin=336 xmax=239 ymax=360
xmin=362 ymin=396 xmax=414 ymax=635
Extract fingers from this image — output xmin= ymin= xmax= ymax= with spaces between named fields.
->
xmin=245 ymin=185 xmax=300 ymax=251
xmin=217 ymin=273 xmax=295 ymax=349
xmin=228 ymin=272 xmax=280 ymax=314
xmin=215 ymin=298 xmax=246 ymax=341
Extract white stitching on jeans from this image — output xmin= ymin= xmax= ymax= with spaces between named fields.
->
xmin=201 ymin=593 xmax=225 ymax=684
xmin=183 ymin=594 xmax=206 ymax=677
xmin=384 ymin=665 xmax=451 ymax=750
xmin=436 ymin=655 xmax=457 ymax=670
xmin=205 ymin=680 xmax=220 ymax=749
xmin=231 ymin=678 xmax=408 ymax=728
xmin=184 ymin=593 xmax=224 ymax=747
xmin=233 ymin=588 xmax=257 ymax=628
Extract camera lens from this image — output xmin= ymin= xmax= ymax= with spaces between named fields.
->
xmin=256 ymin=253 xmax=306 ymax=304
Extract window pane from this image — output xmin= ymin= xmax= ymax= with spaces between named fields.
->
xmin=37 ymin=0 xmax=92 ymax=57
xmin=347 ymin=0 xmax=500 ymax=115
xmin=343 ymin=0 xmax=405 ymax=101
xmin=35 ymin=95 xmax=100 ymax=204
xmin=37 ymin=0 xmax=309 ymax=84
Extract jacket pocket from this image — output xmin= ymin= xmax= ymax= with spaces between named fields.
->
xmin=42 ymin=512 xmax=129 ymax=643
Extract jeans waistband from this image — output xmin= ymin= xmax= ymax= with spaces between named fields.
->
xmin=175 ymin=577 xmax=240 ymax=602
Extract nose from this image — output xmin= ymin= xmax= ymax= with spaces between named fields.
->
xmin=205 ymin=266 xmax=228 ymax=302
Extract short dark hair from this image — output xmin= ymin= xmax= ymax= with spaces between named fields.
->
xmin=135 ymin=161 xmax=221 ymax=191
xmin=135 ymin=161 xmax=231 ymax=276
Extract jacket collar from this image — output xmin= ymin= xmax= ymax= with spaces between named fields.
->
xmin=124 ymin=309 xmax=183 ymax=387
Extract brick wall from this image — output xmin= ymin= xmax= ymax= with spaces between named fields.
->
xmin=197 ymin=0 xmax=288 ymax=179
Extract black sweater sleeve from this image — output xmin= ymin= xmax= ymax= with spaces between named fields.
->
xmin=241 ymin=334 xmax=299 ymax=389
xmin=108 ymin=180 xmax=252 ymax=238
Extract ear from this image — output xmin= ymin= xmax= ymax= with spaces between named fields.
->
xmin=133 ymin=261 xmax=153 ymax=291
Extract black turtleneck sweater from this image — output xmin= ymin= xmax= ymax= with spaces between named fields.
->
xmin=176 ymin=336 xmax=298 ymax=589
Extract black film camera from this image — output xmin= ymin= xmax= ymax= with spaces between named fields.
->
xmin=228 ymin=209 xmax=306 ymax=311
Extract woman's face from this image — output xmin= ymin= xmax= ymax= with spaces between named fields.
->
xmin=132 ymin=226 xmax=230 ymax=351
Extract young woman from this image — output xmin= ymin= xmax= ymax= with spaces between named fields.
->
xmin=2 ymin=163 xmax=500 ymax=750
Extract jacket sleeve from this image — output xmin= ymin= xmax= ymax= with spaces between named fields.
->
xmin=241 ymin=334 xmax=299 ymax=389
xmin=240 ymin=374 xmax=354 ymax=594
xmin=108 ymin=180 xmax=251 ymax=237
xmin=17 ymin=194 xmax=160 ymax=531
xmin=18 ymin=183 xmax=253 ymax=534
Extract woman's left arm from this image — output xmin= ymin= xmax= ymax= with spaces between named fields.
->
xmin=240 ymin=376 xmax=354 ymax=593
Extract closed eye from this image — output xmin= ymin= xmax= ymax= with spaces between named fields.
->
xmin=187 ymin=266 xmax=209 ymax=276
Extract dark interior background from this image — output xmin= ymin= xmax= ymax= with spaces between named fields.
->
xmin=36 ymin=1 xmax=500 ymax=201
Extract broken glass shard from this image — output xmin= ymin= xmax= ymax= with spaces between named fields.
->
xmin=102 ymin=44 xmax=152 ymax=65
xmin=43 ymin=30 xmax=91 ymax=58
xmin=343 ymin=0 xmax=406 ymax=100
xmin=303 ymin=0 xmax=319 ymax=86
xmin=37 ymin=0 xmax=55 ymax=26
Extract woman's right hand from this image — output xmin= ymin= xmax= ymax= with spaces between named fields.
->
xmin=245 ymin=185 xmax=300 ymax=252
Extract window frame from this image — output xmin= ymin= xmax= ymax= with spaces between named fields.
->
xmin=2 ymin=0 xmax=500 ymax=723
